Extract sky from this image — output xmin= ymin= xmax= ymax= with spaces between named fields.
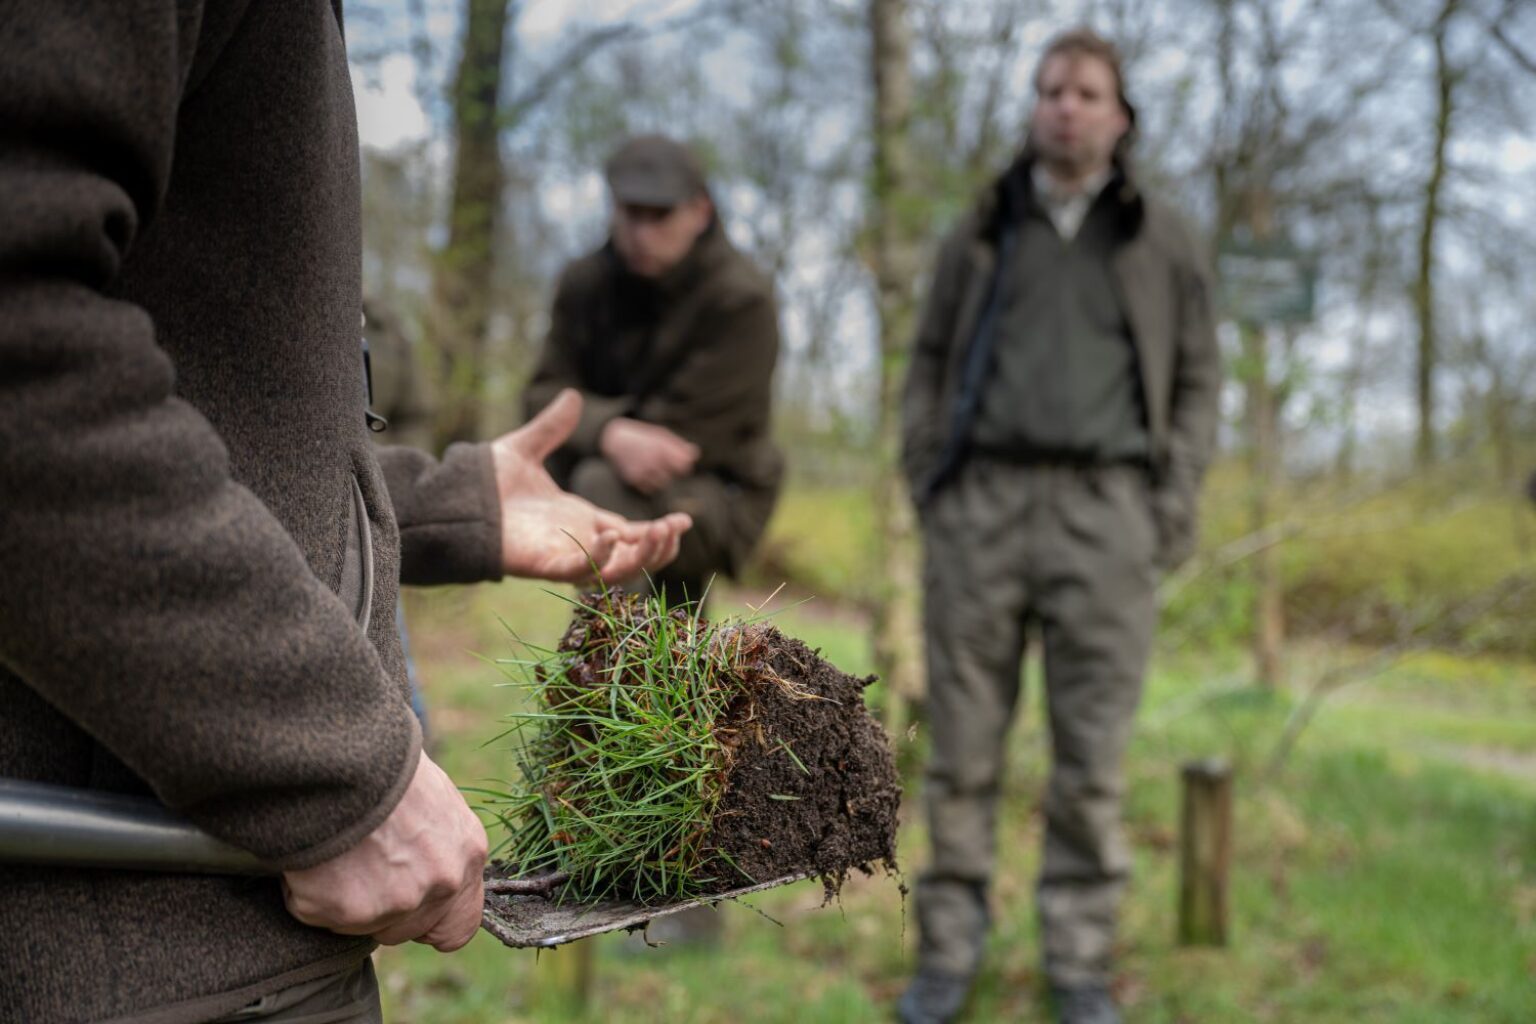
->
xmin=353 ymin=53 xmax=430 ymax=151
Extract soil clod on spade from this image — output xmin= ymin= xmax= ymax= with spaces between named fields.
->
xmin=484 ymin=589 xmax=901 ymax=909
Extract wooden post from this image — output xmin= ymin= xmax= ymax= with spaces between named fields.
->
xmin=541 ymin=940 xmax=594 ymax=1014
xmin=1178 ymin=759 xmax=1233 ymax=946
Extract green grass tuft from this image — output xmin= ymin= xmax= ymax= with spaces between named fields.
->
xmin=478 ymin=588 xmax=790 ymax=905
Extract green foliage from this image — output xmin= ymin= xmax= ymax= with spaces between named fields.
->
xmin=1172 ymin=463 xmax=1536 ymax=658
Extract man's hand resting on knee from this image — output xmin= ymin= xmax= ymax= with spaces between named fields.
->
xmin=281 ymin=752 xmax=488 ymax=952
xmin=598 ymin=417 xmax=700 ymax=496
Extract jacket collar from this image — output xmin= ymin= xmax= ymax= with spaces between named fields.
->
xmin=605 ymin=216 xmax=732 ymax=300
xmin=976 ymin=150 xmax=1143 ymax=244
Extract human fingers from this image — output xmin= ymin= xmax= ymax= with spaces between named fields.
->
xmin=417 ymin=873 xmax=487 ymax=952
xmin=509 ymin=389 xmax=582 ymax=461
xmin=659 ymin=511 xmax=693 ymax=538
xmin=392 ymin=793 xmax=489 ymax=950
xmin=659 ymin=435 xmax=701 ymax=474
xmin=576 ymin=517 xmax=619 ymax=571
xmin=620 ymin=456 xmax=668 ymax=495
xmin=282 ymin=876 xmax=411 ymax=937
xmin=281 ymin=753 xmax=486 ymax=940
xmin=642 ymin=516 xmax=685 ymax=570
xmin=371 ymin=861 xmax=482 ymax=950
xmin=593 ymin=514 xmax=690 ymax=581
xmin=284 ymin=860 xmax=442 ymax=938
xmin=610 ymin=449 xmax=668 ymax=494
xmin=370 ymin=894 xmax=454 ymax=947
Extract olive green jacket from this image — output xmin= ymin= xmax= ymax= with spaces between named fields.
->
xmin=901 ymin=156 xmax=1222 ymax=568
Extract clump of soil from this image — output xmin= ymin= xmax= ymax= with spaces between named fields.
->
xmin=701 ymin=627 xmax=901 ymax=897
xmin=494 ymin=589 xmax=901 ymax=904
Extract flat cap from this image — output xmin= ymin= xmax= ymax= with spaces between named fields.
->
xmin=604 ymin=134 xmax=708 ymax=208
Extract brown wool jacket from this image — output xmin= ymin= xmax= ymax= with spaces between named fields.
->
xmin=524 ymin=222 xmax=783 ymax=576
xmin=0 ymin=3 xmax=503 ymax=1022
xmin=901 ymin=154 xmax=1222 ymax=569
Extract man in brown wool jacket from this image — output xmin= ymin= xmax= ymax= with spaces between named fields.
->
xmin=0 ymin=3 xmax=691 ymax=1022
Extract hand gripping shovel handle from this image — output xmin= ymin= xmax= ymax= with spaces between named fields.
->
xmin=0 ymin=778 xmax=565 ymax=890
xmin=0 ymin=779 xmax=567 ymax=896
xmin=0 ymin=778 xmax=268 ymax=875
xmin=0 ymin=776 xmax=574 ymax=890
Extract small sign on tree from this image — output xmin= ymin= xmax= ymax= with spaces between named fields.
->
xmin=1218 ymin=233 xmax=1317 ymax=325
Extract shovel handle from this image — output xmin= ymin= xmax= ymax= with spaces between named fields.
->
xmin=0 ymin=778 xmax=268 ymax=875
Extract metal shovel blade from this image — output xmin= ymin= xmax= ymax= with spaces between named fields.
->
xmin=479 ymin=870 xmax=809 ymax=948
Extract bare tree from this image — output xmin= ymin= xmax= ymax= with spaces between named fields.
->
xmin=1410 ymin=0 xmax=1461 ymax=468
xmin=429 ymin=0 xmax=512 ymax=448
xmin=867 ymin=0 xmax=924 ymax=733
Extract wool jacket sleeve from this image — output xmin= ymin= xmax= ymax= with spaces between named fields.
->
xmin=376 ymin=443 xmax=504 ymax=586
xmin=1147 ymin=226 xmax=1221 ymax=570
xmin=0 ymin=0 xmax=420 ymax=870
xmin=1163 ymin=232 xmax=1222 ymax=499
xmin=524 ymin=265 xmax=633 ymax=455
xmin=900 ymin=227 xmax=970 ymax=495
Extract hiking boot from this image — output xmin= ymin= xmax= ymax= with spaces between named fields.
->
xmin=896 ymin=968 xmax=972 ymax=1024
xmin=1050 ymin=983 xmax=1121 ymax=1024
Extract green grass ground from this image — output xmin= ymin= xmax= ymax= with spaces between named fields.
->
xmin=380 ymin=578 xmax=1536 ymax=1023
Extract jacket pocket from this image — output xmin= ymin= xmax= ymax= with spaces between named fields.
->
xmin=336 ymin=473 xmax=375 ymax=632
xmin=1150 ymin=481 xmax=1197 ymax=572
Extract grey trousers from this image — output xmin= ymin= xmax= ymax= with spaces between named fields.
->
xmin=209 ymin=958 xmax=382 ymax=1023
xmin=915 ymin=461 xmax=1156 ymax=987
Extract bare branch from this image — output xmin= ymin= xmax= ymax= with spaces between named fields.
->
xmin=1263 ymin=572 xmax=1536 ymax=776
xmin=502 ymin=3 xmax=732 ymax=127
xmin=1489 ymin=19 xmax=1536 ymax=76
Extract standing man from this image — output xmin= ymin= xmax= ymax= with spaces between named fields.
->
xmin=897 ymin=29 xmax=1220 ymax=1024
xmin=0 ymin=4 xmax=688 ymax=1023
xmin=524 ymin=134 xmax=784 ymax=608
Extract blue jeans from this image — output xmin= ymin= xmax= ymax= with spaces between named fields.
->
xmin=397 ymin=601 xmax=429 ymax=739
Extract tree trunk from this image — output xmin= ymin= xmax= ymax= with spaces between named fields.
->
xmin=1335 ymin=205 xmax=1383 ymax=484
xmin=867 ymin=0 xmax=923 ymax=738
xmin=1243 ymin=321 xmax=1284 ymax=689
xmin=1334 ymin=327 xmax=1363 ymax=482
xmin=1485 ymin=354 xmax=1515 ymax=488
xmin=1414 ymin=2 xmax=1458 ymax=469
xmin=430 ymin=0 xmax=512 ymax=449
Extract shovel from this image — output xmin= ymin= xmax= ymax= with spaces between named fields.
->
xmin=0 ymin=777 xmax=804 ymax=948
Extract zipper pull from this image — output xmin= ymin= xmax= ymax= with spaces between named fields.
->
xmin=361 ymin=312 xmax=388 ymax=433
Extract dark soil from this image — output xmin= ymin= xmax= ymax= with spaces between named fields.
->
xmin=546 ymin=592 xmax=902 ymax=900
xmin=703 ymin=629 xmax=902 ymax=898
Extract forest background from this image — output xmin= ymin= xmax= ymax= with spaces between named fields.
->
xmin=345 ymin=1 xmax=1536 ymax=1020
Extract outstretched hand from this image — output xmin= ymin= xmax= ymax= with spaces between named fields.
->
xmin=490 ymin=389 xmax=692 ymax=583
